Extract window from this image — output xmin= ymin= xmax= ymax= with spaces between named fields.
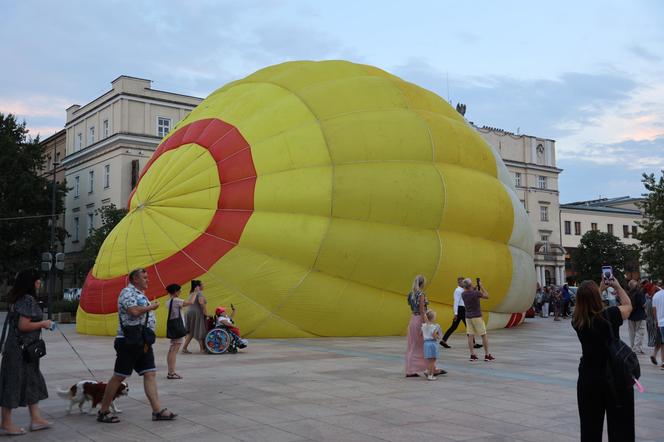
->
xmin=632 ymin=225 xmax=637 ymax=237
xmin=540 ymin=206 xmax=548 ymax=222
xmin=73 ymin=217 xmax=80 ymax=242
xmin=564 ymin=221 xmax=571 ymax=235
xmin=591 ymin=222 xmax=598 ymax=231
xmin=104 ymin=164 xmax=110 ymax=188
xmin=74 ymin=176 xmax=80 ymax=198
xmin=87 ymin=213 xmax=94 ymax=237
xmin=514 ymin=172 xmax=522 ymax=187
xmin=538 ymin=175 xmax=547 ymax=189
xmin=157 ymin=117 xmax=171 ymax=138
xmin=76 ymin=133 xmax=82 ymax=150
xmin=574 ymin=222 xmax=581 ymax=235
xmin=47 ymin=155 xmax=52 ymax=171
xmin=131 ymin=160 xmax=140 ymax=189
xmin=88 ymin=170 xmax=94 ymax=194
xmin=89 ymin=126 xmax=95 ymax=145
xmin=103 ymin=119 xmax=109 ymax=138
xmin=623 ymin=225 xmax=629 ymax=238
xmin=607 ymin=224 xmax=613 ymax=235
xmin=541 ymin=234 xmax=549 ymax=242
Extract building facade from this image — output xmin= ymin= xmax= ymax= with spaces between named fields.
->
xmin=62 ymin=76 xmax=201 ymax=278
xmin=560 ymin=196 xmax=643 ymax=280
xmin=37 ymin=129 xmax=67 ymax=250
xmin=475 ymin=125 xmax=565 ymax=287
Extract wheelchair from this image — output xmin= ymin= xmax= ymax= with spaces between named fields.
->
xmin=204 ymin=326 xmax=237 ymax=354
xmin=204 ymin=318 xmax=247 ymax=354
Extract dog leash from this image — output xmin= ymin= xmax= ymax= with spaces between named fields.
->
xmin=55 ymin=325 xmax=99 ymax=381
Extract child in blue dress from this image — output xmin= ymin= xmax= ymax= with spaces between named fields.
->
xmin=421 ymin=310 xmax=442 ymax=380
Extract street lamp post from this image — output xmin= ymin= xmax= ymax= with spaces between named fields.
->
xmin=48 ymin=162 xmax=59 ymax=320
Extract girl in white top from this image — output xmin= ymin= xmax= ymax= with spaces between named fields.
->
xmin=421 ymin=310 xmax=442 ymax=380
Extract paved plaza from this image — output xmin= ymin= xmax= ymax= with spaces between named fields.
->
xmin=14 ymin=316 xmax=664 ymax=441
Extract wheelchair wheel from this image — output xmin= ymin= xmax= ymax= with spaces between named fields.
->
xmin=205 ymin=328 xmax=231 ymax=354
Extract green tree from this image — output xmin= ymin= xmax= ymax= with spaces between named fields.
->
xmin=81 ymin=204 xmax=127 ymax=272
xmin=636 ymin=171 xmax=664 ymax=280
xmin=571 ymin=230 xmax=639 ymax=285
xmin=0 ymin=113 xmax=67 ymax=283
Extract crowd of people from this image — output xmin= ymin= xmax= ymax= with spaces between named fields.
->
xmin=533 ymin=283 xmax=573 ymax=320
xmin=403 ymin=272 xmax=664 ymax=441
xmin=0 ymin=267 xmax=247 ymax=431
xmin=404 ymin=275 xmax=494 ymax=380
xmin=1 ymin=266 xmax=663 ymax=439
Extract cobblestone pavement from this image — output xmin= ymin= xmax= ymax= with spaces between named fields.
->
xmin=11 ymin=316 xmax=664 ymax=441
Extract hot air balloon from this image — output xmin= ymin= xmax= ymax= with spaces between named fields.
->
xmin=77 ymin=60 xmax=535 ymax=338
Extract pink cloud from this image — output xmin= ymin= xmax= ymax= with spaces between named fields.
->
xmin=0 ymin=95 xmax=71 ymax=119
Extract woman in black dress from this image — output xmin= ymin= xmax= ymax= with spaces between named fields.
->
xmin=0 ymin=269 xmax=53 ymax=435
xmin=572 ymin=278 xmax=633 ymax=442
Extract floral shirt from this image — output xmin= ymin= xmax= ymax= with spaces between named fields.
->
xmin=407 ymin=290 xmax=428 ymax=315
xmin=116 ymin=283 xmax=155 ymax=337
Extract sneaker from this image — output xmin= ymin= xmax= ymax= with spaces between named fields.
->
xmin=440 ymin=341 xmax=451 ymax=348
xmin=473 ymin=343 xmax=483 ymax=349
xmin=469 ymin=354 xmax=479 ymax=362
xmin=434 ymin=368 xmax=447 ymax=376
xmin=485 ymin=354 xmax=495 ymax=362
xmin=427 ymin=374 xmax=437 ymax=381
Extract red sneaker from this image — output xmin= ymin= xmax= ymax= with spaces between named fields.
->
xmin=484 ymin=354 xmax=495 ymax=362
xmin=469 ymin=354 xmax=479 ymax=362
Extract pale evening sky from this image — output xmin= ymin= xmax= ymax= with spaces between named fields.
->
xmin=1 ymin=0 xmax=663 ymax=202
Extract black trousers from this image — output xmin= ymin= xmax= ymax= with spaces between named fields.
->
xmin=442 ymin=306 xmax=466 ymax=342
xmin=577 ymin=377 xmax=634 ymax=442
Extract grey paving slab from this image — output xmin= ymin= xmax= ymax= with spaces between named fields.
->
xmin=6 ymin=314 xmax=661 ymax=441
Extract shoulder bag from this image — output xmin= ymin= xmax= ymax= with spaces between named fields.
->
xmin=602 ymin=309 xmax=640 ymax=407
xmin=121 ymin=311 xmax=156 ymax=347
xmin=166 ymin=299 xmax=187 ymax=339
xmin=4 ymin=306 xmax=46 ymax=363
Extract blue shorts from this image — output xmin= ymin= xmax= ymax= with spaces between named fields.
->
xmin=423 ymin=339 xmax=438 ymax=359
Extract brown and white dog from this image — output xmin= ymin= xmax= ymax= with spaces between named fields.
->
xmin=57 ymin=380 xmax=129 ymax=414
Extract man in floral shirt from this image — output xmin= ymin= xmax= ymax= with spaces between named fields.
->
xmin=97 ymin=268 xmax=177 ymax=423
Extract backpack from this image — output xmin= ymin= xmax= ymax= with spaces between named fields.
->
xmin=603 ymin=310 xmax=640 ymax=390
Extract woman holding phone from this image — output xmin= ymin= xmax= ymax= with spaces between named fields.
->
xmin=572 ymin=277 xmax=633 ymax=441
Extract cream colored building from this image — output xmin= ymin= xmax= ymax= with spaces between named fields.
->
xmin=475 ymin=125 xmax=565 ymax=287
xmin=38 ymin=129 xmax=67 ymax=246
xmin=62 ymin=76 xmax=202 ymax=260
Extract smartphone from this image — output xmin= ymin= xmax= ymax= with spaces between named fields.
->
xmin=476 ymin=277 xmax=481 ymax=290
xmin=601 ymin=266 xmax=613 ymax=281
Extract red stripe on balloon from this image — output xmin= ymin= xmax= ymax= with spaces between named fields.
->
xmin=81 ymin=118 xmax=256 ymax=314
xmin=504 ymin=312 xmax=523 ymax=328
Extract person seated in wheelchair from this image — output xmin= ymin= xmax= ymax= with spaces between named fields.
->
xmin=214 ymin=305 xmax=248 ymax=349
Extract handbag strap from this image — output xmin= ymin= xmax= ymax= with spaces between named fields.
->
xmin=0 ymin=307 xmax=11 ymax=354
xmin=118 ymin=300 xmax=150 ymax=329
xmin=603 ymin=309 xmax=617 ymax=343
xmin=167 ymin=297 xmax=174 ymax=320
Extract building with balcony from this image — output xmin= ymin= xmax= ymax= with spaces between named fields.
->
xmin=475 ymin=125 xmax=565 ymax=287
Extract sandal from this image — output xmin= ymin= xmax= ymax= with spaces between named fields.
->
xmin=97 ymin=410 xmax=120 ymax=423
xmin=152 ymin=408 xmax=177 ymax=421
xmin=166 ymin=373 xmax=183 ymax=379
xmin=0 ymin=427 xmax=27 ymax=436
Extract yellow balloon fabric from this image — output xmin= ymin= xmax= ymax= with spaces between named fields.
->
xmin=77 ymin=60 xmax=535 ymax=338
